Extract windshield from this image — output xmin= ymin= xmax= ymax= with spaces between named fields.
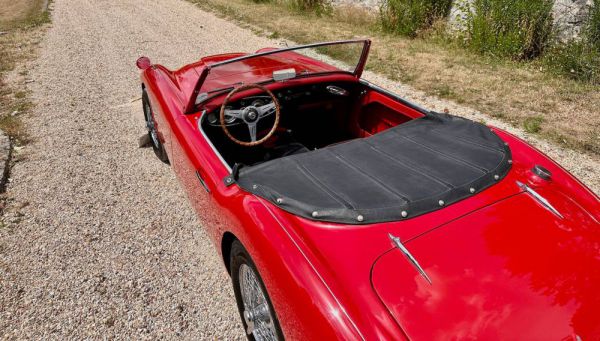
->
xmin=195 ymin=40 xmax=369 ymax=104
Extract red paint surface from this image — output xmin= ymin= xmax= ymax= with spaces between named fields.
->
xmin=372 ymin=189 xmax=599 ymax=340
xmin=139 ymin=45 xmax=600 ymax=340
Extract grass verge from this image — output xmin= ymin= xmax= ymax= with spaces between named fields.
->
xmin=189 ymin=0 xmax=600 ymax=155
xmin=0 ymin=0 xmax=51 ymax=145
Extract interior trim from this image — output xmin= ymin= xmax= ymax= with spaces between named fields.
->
xmin=197 ymin=110 xmax=233 ymax=173
xmin=359 ymin=79 xmax=430 ymax=116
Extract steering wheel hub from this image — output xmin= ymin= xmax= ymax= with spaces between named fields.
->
xmin=243 ymin=107 xmax=259 ymax=122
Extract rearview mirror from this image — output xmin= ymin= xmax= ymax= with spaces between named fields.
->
xmin=273 ymin=68 xmax=296 ymax=82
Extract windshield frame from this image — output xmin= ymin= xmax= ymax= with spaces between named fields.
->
xmin=184 ymin=39 xmax=371 ymax=114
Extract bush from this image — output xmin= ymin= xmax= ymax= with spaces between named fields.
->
xmin=380 ymin=0 xmax=453 ymax=37
xmin=287 ymin=0 xmax=331 ymax=15
xmin=463 ymin=0 xmax=554 ymax=60
xmin=586 ymin=0 xmax=600 ymax=50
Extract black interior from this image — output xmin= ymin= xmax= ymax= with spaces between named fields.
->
xmin=202 ymin=81 xmax=361 ymax=167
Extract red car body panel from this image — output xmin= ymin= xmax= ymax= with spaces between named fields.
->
xmin=138 ymin=43 xmax=600 ymax=340
xmin=372 ymin=189 xmax=599 ymax=340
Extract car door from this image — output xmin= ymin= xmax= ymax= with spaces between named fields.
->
xmin=169 ymin=114 xmax=231 ymax=245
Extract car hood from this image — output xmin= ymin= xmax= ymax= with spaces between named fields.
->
xmin=371 ymin=187 xmax=600 ymax=340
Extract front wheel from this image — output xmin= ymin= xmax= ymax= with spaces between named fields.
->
xmin=142 ymin=89 xmax=169 ymax=164
xmin=230 ymin=240 xmax=284 ymax=341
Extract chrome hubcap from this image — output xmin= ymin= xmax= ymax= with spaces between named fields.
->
xmin=239 ymin=264 xmax=277 ymax=340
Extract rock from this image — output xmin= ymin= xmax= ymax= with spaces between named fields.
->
xmin=553 ymin=0 xmax=594 ymax=41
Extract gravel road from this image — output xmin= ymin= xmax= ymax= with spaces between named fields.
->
xmin=1 ymin=0 xmax=598 ymax=339
xmin=0 ymin=0 xmax=276 ymax=338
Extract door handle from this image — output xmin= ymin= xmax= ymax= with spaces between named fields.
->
xmin=195 ymin=170 xmax=210 ymax=193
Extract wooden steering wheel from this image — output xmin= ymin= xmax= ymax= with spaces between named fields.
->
xmin=220 ymin=84 xmax=281 ymax=147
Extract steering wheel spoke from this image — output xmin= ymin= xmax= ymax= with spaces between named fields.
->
xmin=247 ymin=122 xmax=258 ymax=142
xmin=223 ymin=108 xmax=244 ymax=119
xmin=257 ymin=102 xmax=276 ymax=118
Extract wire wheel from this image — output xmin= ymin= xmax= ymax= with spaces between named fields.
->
xmin=141 ymin=89 xmax=169 ymax=163
xmin=239 ymin=264 xmax=278 ymax=341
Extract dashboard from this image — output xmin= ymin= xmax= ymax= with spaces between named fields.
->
xmin=204 ymin=83 xmax=354 ymax=127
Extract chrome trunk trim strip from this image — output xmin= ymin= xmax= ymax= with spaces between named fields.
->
xmin=388 ymin=233 xmax=432 ymax=285
xmin=517 ymin=181 xmax=564 ymax=219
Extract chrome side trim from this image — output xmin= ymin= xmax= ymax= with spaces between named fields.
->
xmin=388 ymin=233 xmax=432 ymax=285
xmin=517 ymin=181 xmax=564 ymax=219
xmin=197 ymin=110 xmax=232 ymax=173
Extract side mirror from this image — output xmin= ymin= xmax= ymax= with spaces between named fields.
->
xmin=136 ymin=56 xmax=152 ymax=70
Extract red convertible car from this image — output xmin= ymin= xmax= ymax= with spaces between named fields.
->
xmin=137 ymin=40 xmax=600 ymax=340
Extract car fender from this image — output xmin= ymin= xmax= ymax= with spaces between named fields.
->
xmin=140 ymin=66 xmax=185 ymax=160
xmin=221 ymin=194 xmax=366 ymax=340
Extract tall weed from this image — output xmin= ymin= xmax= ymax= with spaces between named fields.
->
xmin=380 ymin=0 xmax=453 ymax=37
xmin=463 ymin=0 xmax=554 ymax=60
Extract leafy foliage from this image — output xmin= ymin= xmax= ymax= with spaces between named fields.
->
xmin=379 ymin=0 xmax=453 ymax=37
xmin=586 ymin=0 xmax=600 ymax=50
xmin=463 ymin=0 xmax=554 ymax=60
xmin=287 ymin=0 xmax=331 ymax=15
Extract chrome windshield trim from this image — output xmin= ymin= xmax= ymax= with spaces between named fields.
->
xmin=388 ymin=233 xmax=432 ymax=285
xmin=516 ymin=181 xmax=564 ymax=219
xmin=198 ymin=111 xmax=232 ymax=173
xmin=209 ymin=39 xmax=369 ymax=68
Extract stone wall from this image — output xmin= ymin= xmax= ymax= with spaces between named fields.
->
xmin=553 ymin=0 xmax=594 ymax=40
xmin=331 ymin=0 xmax=594 ymax=40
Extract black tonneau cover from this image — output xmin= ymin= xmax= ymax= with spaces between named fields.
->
xmin=236 ymin=112 xmax=512 ymax=224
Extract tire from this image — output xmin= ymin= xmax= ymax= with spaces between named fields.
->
xmin=142 ymin=89 xmax=169 ymax=164
xmin=230 ymin=240 xmax=284 ymax=341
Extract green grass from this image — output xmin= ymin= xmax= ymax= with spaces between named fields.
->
xmin=523 ymin=116 xmax=544 ymax=133
xmin=0 ymin=0 xmax=51 ymax=31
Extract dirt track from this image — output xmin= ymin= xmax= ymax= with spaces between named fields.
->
xmin=0 ymin=0 xmax=598 ymax=339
